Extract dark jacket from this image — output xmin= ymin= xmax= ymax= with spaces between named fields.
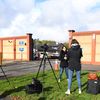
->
xmin=59 ymin=50 xmax=68 ymax=68
xmin=67 ymin=45 xmax=83 ymax=71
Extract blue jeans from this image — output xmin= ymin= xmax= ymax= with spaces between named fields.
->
xmin=68 ymin=69 xmax=81 ymax=90
xmin=59 ymin=67 xmax=68 ymax=79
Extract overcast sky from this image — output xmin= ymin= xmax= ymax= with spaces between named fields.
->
xmin=0 ymin=0 xmax=100 ymax=42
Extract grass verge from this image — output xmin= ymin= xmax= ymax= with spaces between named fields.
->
xmin=0 ymin=70 xmax=100 ymax=100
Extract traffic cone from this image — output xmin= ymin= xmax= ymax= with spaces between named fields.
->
xmin=54 ymin=59 xmax=59 ymax=71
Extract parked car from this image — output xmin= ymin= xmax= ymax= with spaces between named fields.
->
xmin=51 ymin=52 xmax=59 ymax=59
xmin=33 ymin=51 xmax=40 ymax=60
xmin=39 ymin=52 xmax=51 ymax=59
xmin=40 ymin=52 xmax=44 ymax=59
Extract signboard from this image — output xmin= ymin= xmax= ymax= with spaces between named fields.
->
xmin=19 ymin=41 xmax=24 ymax=45
xmin=19 ymin=48 xmax=24 ymax=52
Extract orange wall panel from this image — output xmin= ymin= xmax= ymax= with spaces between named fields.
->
xmin=0 ymin=40 xmax=2 ymax=52
xmin=73 ymin=36 xmax=92 ymax=43
xmin=3 ymin=40 xmax=14 ymax=59
xmin=3 ymin=53 xmax=14 ymax=59
xmin=16 ymin=53 xmax=27 ymax=60
xmin=73 ymin=35 xmax=92 ymax=62
xmin=95 ymin=35 xmax=100 ymax=62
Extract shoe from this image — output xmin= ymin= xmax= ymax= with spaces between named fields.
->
xmin=65 ymin=89 xmax=70 ymax=95
xmin=58 ymin=79 xmax=60 ymax=82
xmin=79 ymin=89 xmax=82 ymax=94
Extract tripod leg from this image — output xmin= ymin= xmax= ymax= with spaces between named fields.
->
xmin=42 ymin=58 xmax=46 ymax=83
xmin=0 ymin=65 xmax=15 ymax=89
xmin=43 ymin=58 xmax=46 ymax=75
xmin=46 ymin=54 xmax=61 ymax=89
xmin=36 ymin=53 xmax=45 ymax=79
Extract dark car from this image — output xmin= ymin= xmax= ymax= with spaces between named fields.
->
xmin=51 ymin=52 xmax=59 ymax=59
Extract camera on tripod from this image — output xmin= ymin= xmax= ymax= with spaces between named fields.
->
xmin=41 ymin=44 xmax=49 ymax=51
xmin=36 ymin=43 xmax=61 ymax=90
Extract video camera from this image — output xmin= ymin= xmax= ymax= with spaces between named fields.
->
xmin=41 ymin=43 xmax=49 ymax=51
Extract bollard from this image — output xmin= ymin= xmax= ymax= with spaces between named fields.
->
xmin=54 ymin=59 xmax=59 ymax=71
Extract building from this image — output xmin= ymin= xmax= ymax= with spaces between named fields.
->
xmin=0 ymin=33 xmax=33 ymax=61
xmin=68 ymin=30 xmax=100 ymax=65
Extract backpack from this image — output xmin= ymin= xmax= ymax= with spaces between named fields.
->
xmin=87 ymin=72 xmax=100 ymax=94
xmin=25 ymin=78 xmax=43 ymax=94
xmin=87 ymin=79 xmax=100 ymax=94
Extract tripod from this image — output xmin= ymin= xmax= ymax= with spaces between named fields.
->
xmin=36 ymin=50 xmax=61 ymax=89
xmin=0 ymin=65 xmax=15 ymax=89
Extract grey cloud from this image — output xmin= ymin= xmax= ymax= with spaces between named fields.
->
xmin=0 ymin=0 xmax=35 ymax=28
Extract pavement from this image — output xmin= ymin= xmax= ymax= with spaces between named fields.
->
xmin=0 ymin=60 xmax=55 ymax=78
xmin=82 ymin=64 xmax=100 ymax=72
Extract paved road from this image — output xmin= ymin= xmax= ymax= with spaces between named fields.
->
xmin=0 ymin=60 xmax=100 ymax=78
xmin=0 ymin=60 xmax=56 ymax=78
xmin=82 ymin=64 xmax=100 ymax=72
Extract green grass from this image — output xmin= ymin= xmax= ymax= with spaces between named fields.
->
xmin=0 ymin=70 xmax=100 ymax=100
